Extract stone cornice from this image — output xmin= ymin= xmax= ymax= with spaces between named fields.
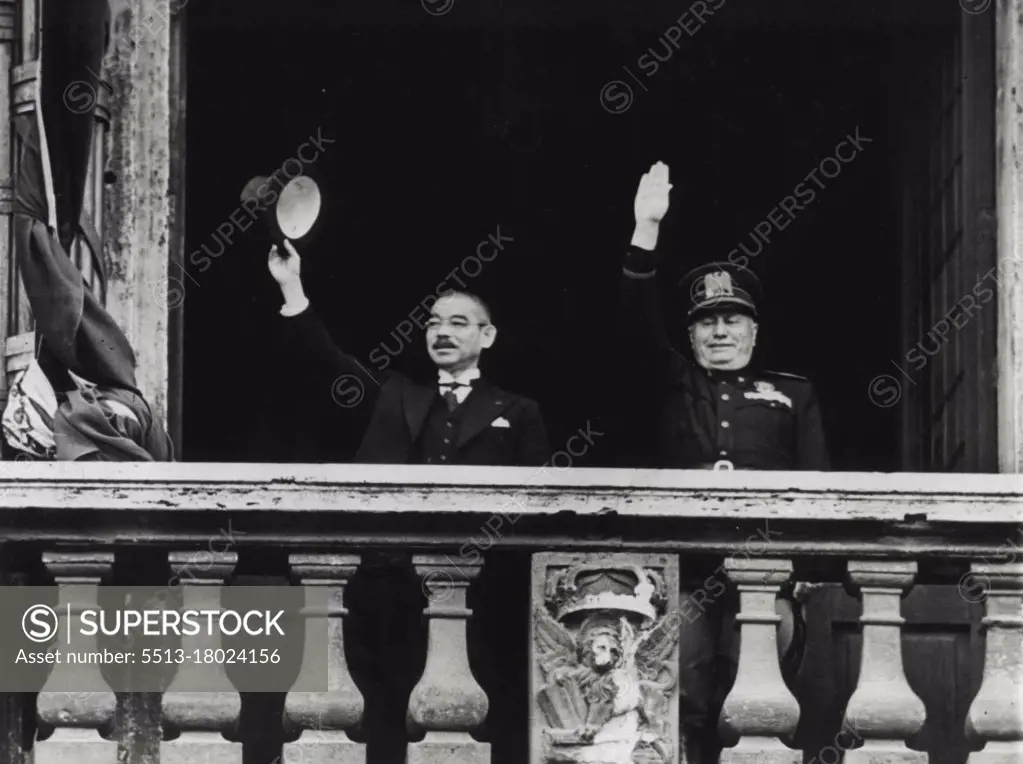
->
xmin=0 ymin=463 xmax=1019 ymax=524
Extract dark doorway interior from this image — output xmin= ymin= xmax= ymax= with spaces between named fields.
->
xmin=182 ymin=2 xmax=942 ymax=468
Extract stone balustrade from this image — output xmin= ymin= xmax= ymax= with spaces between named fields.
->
xmin=0 ymin=463 xmax=1016 ymax=764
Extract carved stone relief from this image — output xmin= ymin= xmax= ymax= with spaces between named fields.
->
xmin=531 ymin=554 xmax=681 ymax=764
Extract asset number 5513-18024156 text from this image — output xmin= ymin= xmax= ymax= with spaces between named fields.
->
xmin=141 ymin=648 xmax=281 ymax=664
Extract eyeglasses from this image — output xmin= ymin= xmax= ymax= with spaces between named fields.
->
xmin=425 ymin=317 xmax=489 ymax=331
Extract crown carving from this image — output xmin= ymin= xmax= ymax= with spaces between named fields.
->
xmin=544 ymin=564 xmax=667 ymax=624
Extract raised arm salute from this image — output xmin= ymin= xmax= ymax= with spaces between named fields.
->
xmin=268 ymin=240 xmax=549 ymax=466
xmin=618 ymin=162 xmax=679 ymax=386
xmin=619 ymin=162 xmax=829 ymax=471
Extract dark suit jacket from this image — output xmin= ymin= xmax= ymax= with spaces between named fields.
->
xmin=275 ymin=307 xmax=550 ymax=466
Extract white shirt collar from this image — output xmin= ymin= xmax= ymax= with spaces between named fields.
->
xmin=438 ymin=367 xmax=481 ymax=386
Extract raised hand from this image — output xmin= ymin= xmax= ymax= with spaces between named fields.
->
xmin=631 ymin=162 xmax=672 ymax=251
xmin=268 ymin=240 xmax=301 ymax=286
xmin=634 ymin=161 xmax=672 ymax=227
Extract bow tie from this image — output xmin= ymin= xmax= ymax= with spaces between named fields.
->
xmin=439 ymin=381 xmax=472 ymax=389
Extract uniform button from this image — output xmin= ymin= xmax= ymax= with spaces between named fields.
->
xmin=738 ymin=376 xmax=745 ymax=383
xmin=443 ymin=438 xmax=450 ymax=444
xmin=719 ymin=450 xmax=727 ymax=457
xmin=440 ymin=455 xmax=447 ymax=461
xmin=721 ymin=421 xmax=730 ymax=428
xmin=446 ymin=421 xmax=453 ymax=428
xmin=721 ymin=393 xmax=730 ymax=401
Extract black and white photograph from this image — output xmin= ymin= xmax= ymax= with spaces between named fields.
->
xmin=0 ymin=0 xmax=1020 ymax=762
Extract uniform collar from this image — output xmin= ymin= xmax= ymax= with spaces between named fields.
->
xmin=701 ymin=364 xmax=757 ymax=385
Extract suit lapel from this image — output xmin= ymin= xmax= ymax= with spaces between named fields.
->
xmin=455 ymin=379 xmax=509 ymax=448
xmin=402 ymin=381 xmax=436 ymax=442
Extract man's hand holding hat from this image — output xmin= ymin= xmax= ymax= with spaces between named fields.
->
xmin=269 ymin=240 xmax=309 ymax=317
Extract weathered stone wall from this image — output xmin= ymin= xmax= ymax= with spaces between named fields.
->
xmin=102 ymin=0 xmax=175 ymax=433
xmin=997 ymin=0 xmax=1023 ymax=471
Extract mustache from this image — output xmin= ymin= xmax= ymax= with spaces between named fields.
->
xmin=432 ymin=340 xmax=457 ymax=349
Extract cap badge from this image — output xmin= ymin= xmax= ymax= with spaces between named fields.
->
xmin=704 ymin=271 xmax=734 ymax=299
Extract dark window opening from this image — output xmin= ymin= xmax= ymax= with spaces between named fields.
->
xmin=182 ymin=0 xmax=988 ymax=472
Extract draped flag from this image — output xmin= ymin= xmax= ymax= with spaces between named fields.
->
xmin=9 ymin=0 xmax=173 ymax=461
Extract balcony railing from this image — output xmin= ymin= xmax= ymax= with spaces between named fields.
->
xmin=0 ymin=463 xmax=1019 ymax=764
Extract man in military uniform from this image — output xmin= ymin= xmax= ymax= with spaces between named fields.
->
xmin=619 ymin=162 xmax=828 ymax=471
xmin=618 ymin=161 xmax=829 ymax=763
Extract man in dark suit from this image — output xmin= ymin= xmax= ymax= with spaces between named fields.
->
xmin=269 ymin=240 xmax=550 ymax=466
xmin=618 ymin=161 xmax=829 ymax=764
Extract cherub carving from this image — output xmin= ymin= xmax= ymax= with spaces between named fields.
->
xmin=534 ymin=606 xmax=680 ymax=764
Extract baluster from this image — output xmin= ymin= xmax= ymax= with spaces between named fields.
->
xmin=282 ymin=553 xmax=365 ymax=764
xmin=160 ymin=552 xmax=241 ymax=764
xmin=843 ymin=560 xmax=926 ymax=764
xmin=966 ymin=562 xmax=1023 ymax=764
xmin=407 ymin=555 xmax=489 ymax=764
xmin=720 ymin=558 xmax=801 ymax=764
xmin=35 ymin=552 xmax=116 ymax=764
